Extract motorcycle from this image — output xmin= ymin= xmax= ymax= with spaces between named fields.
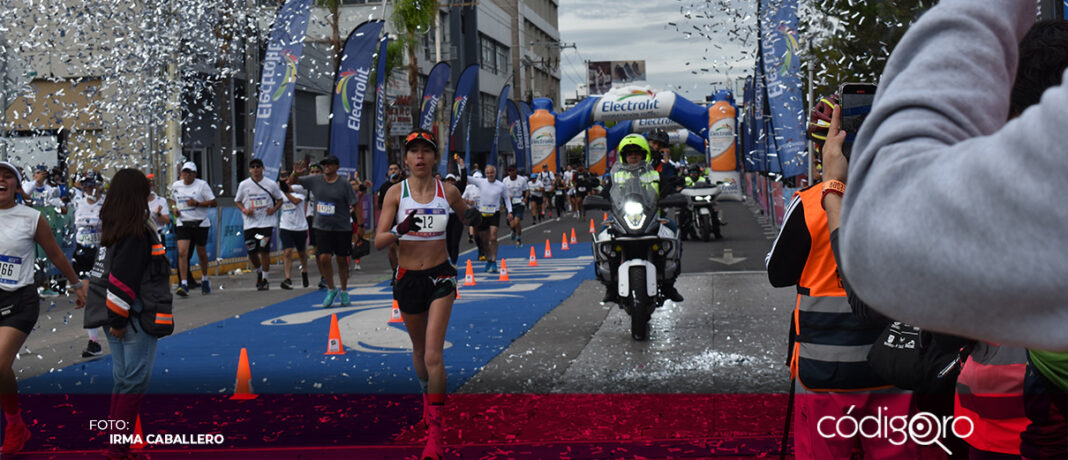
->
xmin=584 ymin=177 xmax=687 ymax=341
xmin=679 ymin=180 xmax=724 ymax=241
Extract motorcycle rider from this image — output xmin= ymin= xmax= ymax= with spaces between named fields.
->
xmin=597 ymin=134 xmax=684 ymax=304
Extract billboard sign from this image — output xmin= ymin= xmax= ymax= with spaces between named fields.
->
xmin=588 ymin=60 xmax=646 ymax=95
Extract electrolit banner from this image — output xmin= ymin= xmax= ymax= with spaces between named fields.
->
xmin=518 ymin=101 xmax=533 ymax=171
xmin=252 ymin=0 xmax=314 ymax=180
xmin=441 ymin=64 xmax=478 ymax=177
xmin=488 ymin=84 xmax=510 ymax=168
xmin=529 ymin=99 xmax=556 ymax=171
xmin=506 ymin=99 xmax=527 ymax=173
xmin=372 ymin=34 xmax=389 ymax=189
xmin=760 ymin=0 xmax=805 ymax=177
xmin=419 ymin=62 xmax=451 ymax=130
xmin=591 ymin=89 xmax=676 ymax=123
xmin=632 ymin=117 xmax=685 ymax=132
xmin=330 ymin=20 xmax=385 ymax=179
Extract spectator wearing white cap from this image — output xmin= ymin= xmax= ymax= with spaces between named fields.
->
xmin=168 ymin=161 xmax=216 ymax=297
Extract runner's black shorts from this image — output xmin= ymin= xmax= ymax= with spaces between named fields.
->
xmin=529 ymin=195 xmax=543 ymax=205
xmin=393 ymin=261 xmax=457 ymax=315
xmin=244 ymin=227 xmax=273 ymax=254
xmin=511 ymin=204 xmax=526 ymax=220
xmin=314 ymin=229 xmax=351 ymax=257
xmin=175 ymin=222 xmax=209 ymax=246
xmin=279 ymin=229 xmax=308 ymax=252
xmin=0 ymin=285 xmax=40 ymax=335
xmin=477 ymin=211 xmax=501 ymax=231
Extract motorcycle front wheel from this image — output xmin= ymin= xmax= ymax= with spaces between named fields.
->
xmin=698 ymin=214 xmax=712 ymax=242
xmin=628 ymin=266 xmax=651 ymax=341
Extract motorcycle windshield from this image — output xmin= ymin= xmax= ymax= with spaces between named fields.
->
xmin=609 ymin=168 xmax=659 ymax=232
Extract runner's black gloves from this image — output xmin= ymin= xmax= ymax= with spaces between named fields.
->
xmin=395 ymin=209 xmax=420 ymax=235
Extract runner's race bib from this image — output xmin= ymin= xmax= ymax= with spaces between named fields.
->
xmin=578 ymin=187 xmax=587 ymax=192
xmin=479 ymin=204 xmax=499 ymax=216
xmin=0 ymin=255 xmax=23 ymax=286
xmin=511 ymin=196 xmax=524 ymax=205
xmin=410 ymin=208 xmax=449 ymax=236
xmin=251 ymin=196 xmax=270 ymax=209
xmin=76 ymin=228 xmax=100 ymax=246
xmin=281 ymin=202 xmax=297 ymax=212
xmin=317 ymin=201 xmax=336 ymax=216
xmin=555 ymin=190 xmax=564 ymax=196
xmin=175 ymin=197 xmax=195 ymax=212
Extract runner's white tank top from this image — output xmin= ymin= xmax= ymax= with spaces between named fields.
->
xmin=0 ymin=205 xmax=41 ymax=291
xmin=396 ymin=179 xmax=450 ymax=241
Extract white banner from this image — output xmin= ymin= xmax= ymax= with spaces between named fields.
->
xmin=592 ymin=90 xmax=676 ymax=123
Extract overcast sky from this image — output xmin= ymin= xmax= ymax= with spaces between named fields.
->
xmin=557 ymin=0 xmax=757 ymax=103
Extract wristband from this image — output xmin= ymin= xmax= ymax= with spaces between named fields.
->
xmin=390 ymin=226 xmax=400 ymax=238
xmin=821 ymin=180 xmax=846 ymax=209
xmin=68 ymin=280 xmax=84 ymax=291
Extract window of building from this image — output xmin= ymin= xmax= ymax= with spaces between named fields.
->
xmin=481 ymin=93 xmax=496 ymax=128
xmin=481 ymin=34 xmax=497 ymax=74
xmin=479 ymin=34 xmax=510 ymax=76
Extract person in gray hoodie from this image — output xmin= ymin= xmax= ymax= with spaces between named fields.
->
xmin=838 ymin=0 xmax=1068 ymax=352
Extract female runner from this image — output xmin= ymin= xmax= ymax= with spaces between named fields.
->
xmin=375 ymin=129 xmax=478 ymax=460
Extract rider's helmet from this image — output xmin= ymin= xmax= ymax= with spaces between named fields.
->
xmin=687 ymin=164 xmax=702 ymax=176
xmin=806 ymin=94 xmax=840 ymax=153
xmin=618 ymin=134 xmax=652 ymax=166
xmin=645 ymin=129 xmax=670 ymax=148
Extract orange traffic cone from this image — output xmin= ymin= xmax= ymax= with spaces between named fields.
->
xmin=498 ymin=259 xmax=510 ymax=281
xmin=544 ymin=239 xmax=553 ymax=258
xmin=528 ymin=247 xmax=538 ymax=266
xmin=388 ymin=300 xmax=404 ymax=323
xmin=231 ymin=348 xmax=258 ymax=400
xmin=464 ymin=259 xmax=476 ymax=286
xmin=571 ymin=228 xmax=578 ymax=244
xmin=324 ymin=314 xmax=345 ymax=355
xmin=131 ymin=414 xmax=145 ymax=450
xmin=589 ymin=218 xmax=596 ymax=233
xmin=561 ymin=233 xmax=570 ymax=251
xmin=455 ymin=286 xmax=461 ymax=299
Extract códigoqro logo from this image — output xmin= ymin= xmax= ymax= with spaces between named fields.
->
xmin=817 ymin=405 xmax=974 ymax=455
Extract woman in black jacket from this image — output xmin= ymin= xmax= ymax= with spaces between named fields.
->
xmin=86 ymin=169 xmax=160 ymax=460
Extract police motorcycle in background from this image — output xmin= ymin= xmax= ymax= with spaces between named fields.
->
xmin=680 ymin=179 xmax=723 ymax=241
xmin=584 ymin=176 xmax=687 ymax=341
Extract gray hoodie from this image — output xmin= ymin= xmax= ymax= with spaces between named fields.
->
xmin=839 ymin=0 xmax=1068 ymax=351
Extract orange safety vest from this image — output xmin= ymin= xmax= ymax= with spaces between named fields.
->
xmin=789 ymin=186 xmax=888 ymax=391
xmin=955 ymin=343 xmax=1028 ymax=455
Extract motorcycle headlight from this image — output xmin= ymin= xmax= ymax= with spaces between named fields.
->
xmin=623 ymin=200 xmax=646 ymax=230
xmin=702 ymin=195 xmax=713 ymax=201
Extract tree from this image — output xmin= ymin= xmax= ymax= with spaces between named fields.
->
xmin=801 ymin=0 xmax=933 ymax=97
xmin=391 ymin=0 xmax=438 ymax=121
xmin=315 ymin=0 xmax=342 ymax=68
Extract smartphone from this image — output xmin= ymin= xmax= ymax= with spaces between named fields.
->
xmin=838 ymin=83 xmax=877 ymax=159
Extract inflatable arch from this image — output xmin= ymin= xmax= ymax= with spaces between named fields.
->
xmin=529 ymin=87 xmax=742 ymax=200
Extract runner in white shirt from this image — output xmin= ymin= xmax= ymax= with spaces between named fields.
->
xmin=466 ymin=165 xmax=512 ymax=273
xmin=0 ymin=161 xmax=85 ymax=455
xmin=235 ymin=158 xmax=284 ymax=291
xmin=71 ymin=173 xmax=107 ymax=359
xmin=146 ymin=175 xmax=171 ymax=232
xmin=169 ymin=161 xmax=217 ymax=296
xmin=278 ymin=182 xmax=310 ymax=290
xmin=530 ymin=164 xmax=555 ymax=221
xmin=460 ymin=174 xmax=483 ymax=260
xmin=501 ymin=167 xmax=529 ymax=247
